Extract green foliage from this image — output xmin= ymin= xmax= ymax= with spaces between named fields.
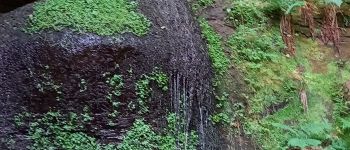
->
xmin=106 ymin=74 xmax=123 ymax=121
xmin=198 ymin=18 xmax=232 ymax=126
xmin=79 ymin=79 xmax=87 ymax=92
xmin=197 ymin=0 xmax=214 ymax=6
xmin=215 ymin=0 xmax=350 ymax=149
xmin=134 ymin=69 xmax=169 ymax=114
xmin=27 ymin=0 xmax=151 ymax=36
xmin=118 ymin=113 xmax=198 ymax=150
xmin=272 ymin=122 xmax=347 ymax=149
xmin=287 ymin=138 xmax=322 ymax=148
xmin=229 ymin=26 xmax=284 ymax=63
xmin=339 ymin=117 xmax=350 ymax=130
xmin=191 ymin=0 xmax=214 ymax=11
xmin=117 ymin=119 xmax=159 ymax=150
xmin=226 ymin=0 xmax=266 ymax=27
xmin=267 ymin=0 xmax=305 ymax=14
xmin=228 ymin=26 xmax=295 ymax=113
xmin=285 ymin=1 xmax=305 ymax=14
xmin=35 ymin=65 xmax=63 ymax=101
xmin=106 ymin=74 xmax=124 ymax=99
xmin=198 ymin=18 xmax=230 ymax=78
xmin=14 ymin=112 xmax=31 ymax=127
xmin=332 ymin=80 xmax=350 ymax=147
xmin=82 ymin=106 xmax=94 ymax=123
xmin=160 ymin=113 xmax=199 ymax=150
xmin=28 ymin=112 xmax=115 ymax=150
xmin=211 ymin=92 xmax=231 ymax=124
xmin=0 ymin=136 xmax=16 ymax=149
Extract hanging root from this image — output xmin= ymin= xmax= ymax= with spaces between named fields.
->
xmin=301 ymin=2 xmax=316 ymax=38
xmin=321 ymin=5 xmax=340 ymax=53
xmin=280 ymin=15 xmax=296 ymax=56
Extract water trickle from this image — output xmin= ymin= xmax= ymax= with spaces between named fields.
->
xmin=170 ymin=71 xmax=218 ymax=149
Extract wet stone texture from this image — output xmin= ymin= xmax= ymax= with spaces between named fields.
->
xmin=0 ymin=0 xmax=221 ymax=149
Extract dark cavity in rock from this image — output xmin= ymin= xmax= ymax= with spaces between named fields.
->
xmin=0 ymin=0 xmax=36 ymax=13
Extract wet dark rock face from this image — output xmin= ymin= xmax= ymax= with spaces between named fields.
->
xmin=0 ymin=0 xmax=220 ymax=149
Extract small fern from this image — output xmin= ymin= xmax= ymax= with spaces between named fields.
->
xmin=339 ymin=117 xmax=350 ymax=130
xmin=285 ymin=1 xmax=305 ymax=14
xmin=287 ymin=138 xmax=321 ymax=149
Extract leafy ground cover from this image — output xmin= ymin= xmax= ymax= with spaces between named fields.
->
xmin=27 ymin=0 xmax=150 ymax=36
xmin=196 ymin=0 xmax=350 ymax=149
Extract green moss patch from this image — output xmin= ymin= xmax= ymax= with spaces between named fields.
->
xmin=27 ymin=0 xmax=151 ymax=36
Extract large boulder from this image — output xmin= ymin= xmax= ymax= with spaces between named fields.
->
xmin=0 ymin=0 xmax=220 ymax=149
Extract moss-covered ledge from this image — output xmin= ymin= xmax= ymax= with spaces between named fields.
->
xmin=27 ymin=0 xmax=151 ymax=36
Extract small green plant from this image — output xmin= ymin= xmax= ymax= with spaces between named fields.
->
xmin=134 ymin=69 xmax=168 ymax=114
xmin=272 ymin=122 xmax=347 ymax=149
xmin=28 ymin=111 xmax=115 ymax=150
xmin=1 ymin=136 xmax=16 ymax=149
xmin=82 ymin=106 xmax=94 ymax=123
xmin=191 ymin=0 xmax=214 ymax=12
xmin=226 ymin=0 xmax=266 ymax=27
xmin=199 ymin=18 xmax=230 ymax=80
xmin=35 ymin=65 xmax=63 ymax=101
xmin=106 ymin=74 xmax=124 ymax=100
xmin=210 ymin=92 xmax=231 ymax=124
xmin=106 ymin=74 xmax=123 ymax=123
xmin=27 ymin=0 xmax=151 ymax=36
xmin=324 ymin=0 xmax=343 ymax=6
xmin=117 ymin=119 xmax=160 ymax=150
xmin=14 ymin=112 xmax=31 ymax=127
xmin=229 ymin=26 xmax=284 ymax=63
xmin=162 ymin=113 xmax=199 ymax=150
xmin=118 ymin=113 xmax=198 ymax=150
xmin=79 ymin=79 xmax=87 ymax=92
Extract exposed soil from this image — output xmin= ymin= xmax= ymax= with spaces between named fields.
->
xmin=310 ymin=40 xmax=334 ymax=74
xmin=199 ymin=0 xmax=234 ymax=40
xmin=309 ymin=29 xmax=350 ymax=73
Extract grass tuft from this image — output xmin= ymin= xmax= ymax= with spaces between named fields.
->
xmin=27 ymin=0 xmax=151 ymax=36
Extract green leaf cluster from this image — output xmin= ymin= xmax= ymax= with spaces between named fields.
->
xmin=118 ymin=113 xmax=198 ymax=150
xmin=27 ymin=0 xmax=151 ymax=36
xmin=134 ymin=69 xmax=169 ymax=114
xmin=199 ymin=18 xmax=230 ymax=78
xmin=191 ymin=0 xmax=214 ymax=12
xmin=272 ymin=122 xmax=347 ymax=149
xmin=226 ymin=0 xmax=267 ymax=27
xmin=28 ymin=112 xmax=115 ymax=150
xmin=105 ymin=74 xmax=124 ymax=121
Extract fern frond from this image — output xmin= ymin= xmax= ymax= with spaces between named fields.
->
xmin=340 ymin=117 xmax=350 ymax=130
xmin=285 ymin=1 xmax=305 ymax=14
xmin=288 ymin=138 xmax=321 ymax=148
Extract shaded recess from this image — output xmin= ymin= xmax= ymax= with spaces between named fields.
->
xmin=0 ymin=0 xmax=35 ymax=13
